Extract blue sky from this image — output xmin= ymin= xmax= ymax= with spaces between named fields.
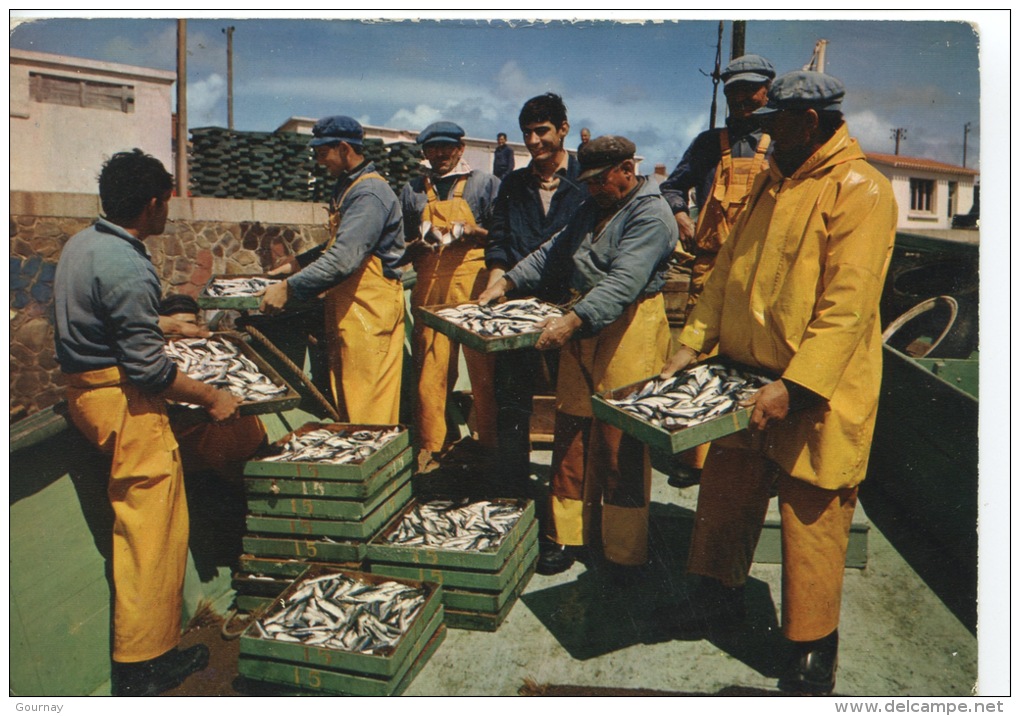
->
xmin=8 ymin=12 xmax=995 ymax=172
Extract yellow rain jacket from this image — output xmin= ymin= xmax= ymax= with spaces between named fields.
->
xmin=679 ymin=123 xmax=897 ymax=490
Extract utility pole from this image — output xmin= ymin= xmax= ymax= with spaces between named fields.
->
xmin=731 ymin=20 xmax=745 ymax=60
xmin=175 ymin=19 xmax=188 ymax=196
xmin=223 ymin=26 xmax=235 ymax=130
xmin=708 ymin=21 xmax=723 ymax=129
xmin=962 ymin=122 xmax=971 ymax=167
xmin=891 ymin=127 xmax=907 ymax=155
xmin=804 ymin=39 xmax=828 ymax=73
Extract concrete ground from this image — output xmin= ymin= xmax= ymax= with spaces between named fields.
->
xmin=402 ymin=449 xmax=978 ymax=697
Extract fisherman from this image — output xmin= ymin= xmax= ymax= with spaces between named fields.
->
xmin=492 ymin=132 xmax=515 ymax=180
xmin=479 ymin=135 xmax=677 ymax=582
xmin=53 ymin=149 xmax=242 ymax=695
xmin=484 ymin=93 xmax=587 ymax=497
xmin=262 ymin=115 xmax=406 ymax=425
xmin=400 ymin=121 xmax=501 ymax=473
xmin=658 ymin=53 xmax=776 ymax=488
xmin=658 ymin=71 xmax=898 ymax=695
xmin=577 ymin=127 xmax=591 ymax=153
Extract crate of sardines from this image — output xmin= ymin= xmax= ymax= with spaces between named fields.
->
xmin=165 ymin=332 xmax=301 ymax=416
xmin=198 ymin=273 xmax=281 ymax=310
xmin=233 ymin=555 xmax=364 ymax=614
xmin=591 ymin=360 xmax=778 ymax=455
xmin=238 ymin=567 xmax=445 ymax=696
xmin=367 ymin=498 xmax=538 ymax=631
xmin=415 ymin=297 xmax=563 ymax=353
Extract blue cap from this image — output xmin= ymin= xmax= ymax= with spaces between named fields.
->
xmin=310 ymin=115 xmax=364 ymax=147
xmin=754 ymin=71 xmax=846 ymax=115
xmin=416 ymin=121 xmax=465 ymax=147
xmin=721 ymin=54 xmax=775 ymax=87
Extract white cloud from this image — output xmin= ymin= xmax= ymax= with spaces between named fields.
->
xmin=189 ymin=73 xmax=227 ymax=126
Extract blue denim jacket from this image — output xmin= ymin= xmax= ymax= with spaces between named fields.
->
xmin=506 ymin=177 xmax=678 ymax=334
xmin=54 ymin=219 xmax=177 ymax=391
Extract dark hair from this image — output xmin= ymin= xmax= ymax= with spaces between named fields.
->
xmin=98 ymin=149 xmax=174 ymax=221
xmin=158 ymin=293 xmax=199 ymax=316
xmin=519 ymin=93 xmax=568 ymax=129
xmin=497 ymin=132 xmax=507 ymax=140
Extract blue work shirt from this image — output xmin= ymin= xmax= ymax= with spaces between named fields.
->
xmin=506 ymin=177 xmax=678 ymax=334
xmin=288 ymin=161 xmax=405 ymax=301
xmin=659 ymin=117 xmax=771 ymax=215
xmin=53 ymin=218 xmax=177 ymax=392
xmin=485 ymin=153 xmax=587 ymax=289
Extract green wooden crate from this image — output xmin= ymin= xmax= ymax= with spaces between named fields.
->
xmin=246 ymin=481 xmax=413 ymax=540
xmin=197 ymin=273 xmax=279 ymax=310
xmin=444 ymin=564 xmax=535 ymax=632
xmin=238 ymin=621 xmax=446 ymax=696
xmin=369 ymin=520 xmax=538 ymax=591
xmin=241 ymin=535 xmax=368 ymax=564
xmin=244 ymin=423 xmax=410 ymax=481
xmin=414 ymin=303 xmax=553 ymax=353
xmin=232 ymin=573 xmax=294 ymax=598
xmin=245 ymin=447 xmax=413 ymax=500
xmin=167 ymin=332 xmax=301 ymax=418
xmin=239 ymin=567 xmax=442 ymax=679
xmin=236 ymin=594 xmax=275 ymax=613
xmin=238 ymin=555 xmax=361 ymax=580
xmin=245 ymin=465 xmax=411 ymax=520
xmin=442 ymin=540 xmax=539 ymax=613
xmin=367 ymin=498 xmax=535 ymax=571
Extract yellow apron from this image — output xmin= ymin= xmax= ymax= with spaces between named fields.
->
xmin=411 ymin=176 xmax=496 ymax=452
xmin=64 ymin=366 xmax=188 ymax=663
xmin=549 ymin=294 xmax=670 ymax=565
xmin=322 ymin=173 xmax=406 ymax=425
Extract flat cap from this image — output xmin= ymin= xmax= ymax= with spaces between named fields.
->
xmin=310 ymin=115 xmax=364 ymax=147
xmin=577 ymin=135 xmax=637 ymax=182
xmin=417 ymin=121 xmax=465 ymax=147
xmin=721 ymin=54 xmax=775 ymax=87
xmin=754 ymin=70 xmax=846 ymax=115
xmin=158 ymin=294 xmax=199 ymax=316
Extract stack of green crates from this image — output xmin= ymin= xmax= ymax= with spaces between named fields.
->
xmin=367 ymin=498 xmax=538 ymax=631
xmin=235 ymin=423 xmax=414 ymax=613
xmin=237 ymin=566 xmax=446 ymax=696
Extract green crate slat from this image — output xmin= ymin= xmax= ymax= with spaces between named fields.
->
xmin=367 ymin=498 xmax=535 ymax=571
xmin=245 ymin=423 xmax=410 ymax=481
xmin=442 ymin=541 xmax=538 ymax=612
xmin=368 ymin=520 xmax=538 ymax=591
xmin=246 ymin=465 xmax=412 ymax=521
xmin=238 ymin=555 xmax=360 ymax=580
xmin=246 ymin=480 xmax=413 ymax=540
xmin=414 ymin=304 xmax=550 ymax=353
xmin=242 ymin=535 xmax=368 ymax=564
xmin=232 ymin=573 xmax=294 ymax=598
xmin=444 ymin=565 xmax=535 ymax=632
xmin=236 ymin=594 xmax=275 ymax=613
xmin=245 ymin=447 xmax=413 ymax=500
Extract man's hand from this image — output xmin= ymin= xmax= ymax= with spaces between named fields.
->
xmin=675 ymin=210 xmax=695 ymax=247
xmin=207 ymin=387 xmax=243 ymax=422
xmin=660 ymin=344 xmax=699 ymax=378
xmin=486 ymin=267 xmax=507 ymax=290
xmin=260 ymin=279 xmax=290 ymax=315
xmin=478 ymin=277 xmax=511 ymax=306
xmin=267 ymin=255 xmax=300 ymax=277
xmin=742 ymin=380 xmax=790 ymax=431
xmin=534 ymin=311 xmax=582 ymax=351
xmin=159 ymin=316 xmax=210 ymax=339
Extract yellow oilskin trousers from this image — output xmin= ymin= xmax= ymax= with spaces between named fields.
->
xmin=687 ymin=435 xmax=858 ymax=641
xmin=548 ymin=294 xmax=670 ymax=566
xmin=411 ymin=177 xmax=496 ymax=452
xmin=324 ymin=254 xmax=405 ymax=425
xmin=64 ymin=367 xmax=188 ymax=664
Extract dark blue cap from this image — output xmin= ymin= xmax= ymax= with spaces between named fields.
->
xmin=310 ymin=115 xmax=364 ymax=147
xmin=721 ymin=54 xmax=775 ymax=87
xmin=416 ymin=121 xmax=465 ymax=147
xmin=754 ymin=71 xmax=846 ymax=115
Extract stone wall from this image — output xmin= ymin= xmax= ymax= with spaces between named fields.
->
xmin=9 ymin=191 xmax=329 ymax=419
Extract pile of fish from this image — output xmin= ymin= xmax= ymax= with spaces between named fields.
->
xmin=253 ymin=573 xmax=426 ymax=653
xmin=165 ymin=337 xmax=288 ymax=404
xmin=606 ymin=363 xmax=773 ymax=430
xmin=383 ymin=499 xmax=525 ymax=552
xmin=434 ymin=298 xmax=563 ymax=338
xmin=203 ymin=276 xmax=279 ymax=297
xmin=260 ymin=426 xmax=403 ymax=465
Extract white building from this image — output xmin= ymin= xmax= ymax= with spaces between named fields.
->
xmin=10 ymin=49 xmax=176 ymax=194
xmin=866 ymin=152 xmax=978 ymax=232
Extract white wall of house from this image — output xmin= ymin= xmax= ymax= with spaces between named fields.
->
xmin=869 ymin=161 xmax=977 ymax=232
xmin=10 ymin=50 xmax=175 ymax=194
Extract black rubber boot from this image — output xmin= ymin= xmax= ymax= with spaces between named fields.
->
xmin=656 ymin=577 xmax=745 ymax=636
xmin=778 ymin=629 xmax=839 ymax=695
xmin=112 ymin=644 xmax=210 ymax=696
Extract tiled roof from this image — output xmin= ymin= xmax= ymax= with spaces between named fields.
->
xmin=866 ymin=152 xmax=979 ymax=177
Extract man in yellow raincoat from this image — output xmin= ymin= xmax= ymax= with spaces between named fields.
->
xmin=53 ymin=150 xmax=245 ymax=695
xmin=659 ymin=71 xmax=898 ymax=695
